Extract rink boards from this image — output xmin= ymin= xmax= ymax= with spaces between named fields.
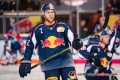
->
xmin=0 ymin=34 xmax=120 ymax=64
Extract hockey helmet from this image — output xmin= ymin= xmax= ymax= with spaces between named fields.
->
xmin=12 ymin=27 xmax=17 ymax=31
xmin=41 ymin=3 xmax=55 ymax=12
xmin=100 ymin=31 xmax=109 ymax=37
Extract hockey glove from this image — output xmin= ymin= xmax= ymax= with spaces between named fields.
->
xmin=111 ymin=76 xmax=118 ymax=80
xmin=19 ymin=58 xmax=31 ymax=78
xmin=5 ymin=40 xmax=8 ymax=46
xmin=90 ymin=52 xmax=103 ymax=67
xmin=72 ymin=38 xmax=83 ymax=50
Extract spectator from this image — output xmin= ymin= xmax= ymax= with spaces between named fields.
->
xmin=19 ymin=0 xmax=27 ymax=11
xmin=9 ymin=1 xmax=16 ymax=12
xmin=34 ymin=1 xmax=40 ymax=11
xmin=93 ymin=17 xmax=110 ymax=33
xmin=80 ymin=19 xmax=88 ymax=38
xmin=110 ymin=0 xmax=120 ymax=14
xmin=0 ymin=1 xmax=8 ymax=11
xmin=26 ymin=0 xmax=35 ymax=11
xmin=105 ymin=1 xmax=114 ymax=14
xmin=19 ymin=0 xmax=34 ymax=11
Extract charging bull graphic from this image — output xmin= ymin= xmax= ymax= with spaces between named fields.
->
xmin=10 ymin=16 xmax=41 ymax=33
xmin=108 ymin=15 xmax=120 ymax=29
xmin=41 ymin=36 xmax=65 ymax=48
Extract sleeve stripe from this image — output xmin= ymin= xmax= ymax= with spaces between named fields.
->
xmin=87 ymin=44 xmax=99 ymax=52
xmin=31 ymin=24 xmax=43 ymax=47
xmin=31 ymin=33 xmax=37 ymax=46
xmin=68 ymin=28 xmax=74 ymax=44
xmin=108 ymin=30 xmax=117 ymax=51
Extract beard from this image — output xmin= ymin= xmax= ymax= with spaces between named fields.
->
xmin=46 ymin=18 xmax=54 ymax=23
xmin=44 ymin=15 xmax=55 ymax=23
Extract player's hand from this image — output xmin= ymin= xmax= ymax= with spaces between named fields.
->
xmin=19 ymin=58 xmax=31 ymax=78
xmin=111 ymin=76 xmax=118 ymax=80
xmin=72 ymin=38 xmax=83 ymax=50
xmin=5 ymin=40 xmax=8 ymax=46
xmin=90 ymin=52 xmax=102 ymax=67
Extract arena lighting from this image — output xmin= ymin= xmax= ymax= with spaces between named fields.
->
xmin=61 ymin=0 xmax=87 ymax=6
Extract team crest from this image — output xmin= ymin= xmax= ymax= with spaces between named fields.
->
xmin=107 ymin=53 xmax=112 ymax=57
xmin=57 ymin=26 xmax=65 ymax=32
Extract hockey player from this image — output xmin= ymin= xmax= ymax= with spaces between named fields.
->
xmin=2 ymin=27 xmax=24 ymax=65
xmin=72 ymin=31 xmax=117 ymax=80
xmin=78 ymin=25 xmax=120 ymax=59
xmin=19 ymin=3 xmax=81 ymax=80
xmin=107 ymin=25 xmax=120 ymax=56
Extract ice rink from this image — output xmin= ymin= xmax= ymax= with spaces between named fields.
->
xmin=0 ymin=64 xmax=120 ymax=80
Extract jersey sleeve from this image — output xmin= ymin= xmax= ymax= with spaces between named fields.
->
xmin=16 ymin=33 xmax=21 ymax=41
xmin=64 ymin=23 xmax=78 ymax=45
xmin=90 ymin=46 xmax=98 ymax=53
xmin=4 ymin=29 xmax=12 ymax=40
xmin=24 ymin=28 xmax=39 ymax=60
xmin=79 ymin=45 xmax=90 ymax=59
xmin=78 ymin=44 xmax=98 ymax=59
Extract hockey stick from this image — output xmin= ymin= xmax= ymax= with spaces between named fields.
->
xmin=31 ymin=46 xmax=72 ymax=69
xmin=31 ymin=11 xmax=110 ymax=70
xmin=79 ymin=11 xmax=110 ymax=43
xmin=0 ymin=45 xmax=7 ymax=64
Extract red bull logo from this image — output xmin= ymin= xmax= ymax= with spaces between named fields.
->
xmin=100 ymin=58 xmax=108 ymax=68
xmin=10 ymin=18 xmax=33 ymax=33
xmin=41 ymin=36 xmax=65 ymax=48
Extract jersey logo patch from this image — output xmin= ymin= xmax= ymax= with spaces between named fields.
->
xmin=57 ymin=26 xmax=65 ymax=32
xmin=107 ymin=52 xmax=112 ymax=57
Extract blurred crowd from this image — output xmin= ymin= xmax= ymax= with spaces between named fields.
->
xmin=106 ymin=0 xmax=120 ymax=14
xmin=80 ymin=0 xmax=120 ymax=38
xmin=0 ymin=0 xmax=119 ymax=38
xmin=0 ymin=0 xmax=40 ymax=12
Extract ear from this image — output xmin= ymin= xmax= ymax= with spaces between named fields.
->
xmin=43 ymin=14 xmax=45 ymax=18
xmin=99 ymin=37 xmax=102 ymax=42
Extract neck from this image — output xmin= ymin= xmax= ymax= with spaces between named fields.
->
xmin=45 ymin=20 xmax=55 ymax=26
xmin=98 ymin=42 xmax=105 ymax=48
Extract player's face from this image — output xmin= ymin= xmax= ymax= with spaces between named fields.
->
xmin=102 ymin=36 xmax=110 ymax=44
xmin=99 ymin=17 xmax=105 ymax=25
xmin=44 ymin=10 xmax=55 ymax=23
xmin=12 ymin=31 xmax=17 ymax=36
